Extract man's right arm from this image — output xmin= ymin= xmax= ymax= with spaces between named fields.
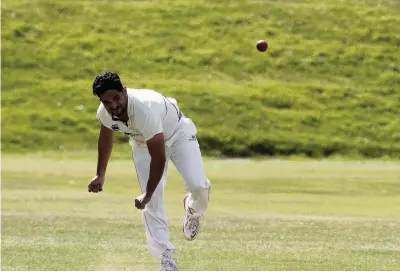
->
xmin=96 ymin=124 xmax=114 ymax=177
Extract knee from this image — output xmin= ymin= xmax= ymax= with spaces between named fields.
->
xmin=186 ymin=177 xmax=211 ymax=192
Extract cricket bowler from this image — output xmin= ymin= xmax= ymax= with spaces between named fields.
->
xmin=87 ymin=71 xmax=211 ymax=271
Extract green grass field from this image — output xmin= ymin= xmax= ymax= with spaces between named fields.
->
xmin=2 ymin=0 xmax=400 ymax=270
xmin=2 ymin=153 xmax=400 ymax=270
xmin=2 ymin=0 xmax=400 ymax=157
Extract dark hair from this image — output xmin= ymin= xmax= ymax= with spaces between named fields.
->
xmin=92 ymin=71 xmax=123 ymax=97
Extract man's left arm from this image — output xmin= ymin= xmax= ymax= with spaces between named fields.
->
xmin=134 ymin=104 xmax=166 ymax=210
xmin=145 ymin=132 xmax=166 ymax=197
xmin=134 ymin=133 xmax=166 ymax=210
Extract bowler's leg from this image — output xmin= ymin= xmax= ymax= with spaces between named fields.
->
xmin=170 ymin=133 xmax=211 ymax=240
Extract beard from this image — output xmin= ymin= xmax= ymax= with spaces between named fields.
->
xmin=111 ymin=106 xmax=124 ymax=117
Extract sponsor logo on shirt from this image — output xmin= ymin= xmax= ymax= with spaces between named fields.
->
xmin=124 ymin=132 xmax=142 ymax=137
xmin=111 ymin=124 xmax=120 ymax=131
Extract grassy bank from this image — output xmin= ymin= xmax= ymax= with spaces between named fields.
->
xmin=2 ymin=0 xmax=399 ymax=158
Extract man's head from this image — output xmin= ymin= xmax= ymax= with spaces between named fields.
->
xmin=92 ymin=72 xmax=128 ymax=118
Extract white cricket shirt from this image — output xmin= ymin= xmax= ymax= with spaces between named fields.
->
xmin=96 ymin=88 xmax=182 ymax=145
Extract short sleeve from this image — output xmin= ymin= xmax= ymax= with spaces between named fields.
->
xmin=96 ymin=104 xmax=102 ymax=121
xmin=96 ymin=104 xmax=111 ymax=129
xmin=96 ymin=111 xmax=103 ymax=124
xmin=135 ymin=106 xmax=163 ymax=141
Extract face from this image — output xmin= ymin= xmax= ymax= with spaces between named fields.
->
xmin=99 ymin=88 xmax=127 ymax=118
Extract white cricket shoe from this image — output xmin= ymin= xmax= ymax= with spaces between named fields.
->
xmin=182 ymin=194 xmax=200 ymax=241
xmin=160 ymin=249 xmax=178 ymax=271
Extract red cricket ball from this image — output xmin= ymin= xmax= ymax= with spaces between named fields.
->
xmin=256 ymin=40 xmax=268 ymax=52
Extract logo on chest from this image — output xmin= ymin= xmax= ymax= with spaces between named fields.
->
xmin=111 ymin=122 xmax=141 ymax=137
xmin=124 ymin=132 xmax=142 ymax=137
xmin=111 ymin=124 xmax=120 ymax=131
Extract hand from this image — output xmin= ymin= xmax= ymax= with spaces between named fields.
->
xmin=134 ymin=193 xmax=152 ymax=210
xmin=88 ymin=175 xmax=105 ymax=193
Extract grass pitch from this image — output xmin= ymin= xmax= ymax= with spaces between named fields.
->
xmin=2 ymin=153 xmax=400 ymax=270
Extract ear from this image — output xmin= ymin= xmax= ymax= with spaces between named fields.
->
xmin=122 ymin=87 xmax=127 ymax=94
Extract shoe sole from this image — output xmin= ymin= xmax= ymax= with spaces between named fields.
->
xmin=182 ymin=194 xmax=198 ymax=241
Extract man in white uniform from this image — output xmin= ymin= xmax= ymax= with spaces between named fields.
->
xmin=88 ymin=72 xmax=211 ymax=271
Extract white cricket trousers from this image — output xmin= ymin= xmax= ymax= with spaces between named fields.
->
xmin=131 ymin=116 xmax=211 ymax=258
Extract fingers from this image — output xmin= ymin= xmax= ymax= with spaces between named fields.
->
xmin=134 ymin=199 xmax=141 ymax=209
xmin=134 ymin=199 xmax=145 ymax=210
xmin=88 ymin=183 xmax=103 ymax=193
